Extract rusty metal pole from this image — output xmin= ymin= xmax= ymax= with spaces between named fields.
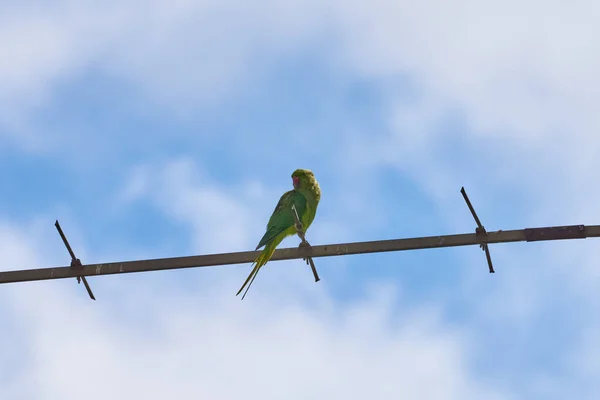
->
xmin=0 ymin=224 xmax=597 ymax=288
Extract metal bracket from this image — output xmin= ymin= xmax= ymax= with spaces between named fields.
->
xmin=291 ymin=204 xmax=320 ymax=282
xmin=461 ymin=187 xmax=495 ymax=273
xmin=55 ymin=220 xmax=96 ymax=300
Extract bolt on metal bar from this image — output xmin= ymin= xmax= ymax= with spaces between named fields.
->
xmin=1 ymin=224 xmax=599 ymax=287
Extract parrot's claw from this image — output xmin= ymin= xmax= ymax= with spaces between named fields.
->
xmin=298 ymin=240 xmax=312 ymax=263
xmin=298 ymin=241 xmax=320 ymax=282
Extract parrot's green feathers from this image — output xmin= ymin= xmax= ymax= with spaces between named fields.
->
xmin=291 ymin=168 xmax=321 ymax=202
xmin=237 ymin=168 xmax=321 ymax=299
xmin=255 ymin=190 xmax=307 ymax=250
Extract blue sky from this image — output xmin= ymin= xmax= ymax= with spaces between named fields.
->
xmin=1 ymin=1 xmax=599 ymax=399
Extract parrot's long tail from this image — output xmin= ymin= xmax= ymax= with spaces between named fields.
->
xmin=236 ymin=240 xmax=279 ymax=299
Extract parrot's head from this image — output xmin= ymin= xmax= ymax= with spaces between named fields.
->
xmin=291 ymin=169 xmax=315 ymax=189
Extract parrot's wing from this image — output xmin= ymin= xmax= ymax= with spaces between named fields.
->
xmin=255 ymin=190 xmax=307 ymax=250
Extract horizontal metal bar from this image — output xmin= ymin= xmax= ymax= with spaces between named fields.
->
xmin=525 ymin=225 xmax=586 ymax=242
xmin=1 ymin=224 xmax=599 ymax=285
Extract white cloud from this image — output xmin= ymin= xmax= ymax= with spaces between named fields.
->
xmin=0 ymin=0 xmax=328 ymax=146
xmin=571 ymin=323 xmax=600 ymax=396
xmin=118 ymin=158 xmax=267 ymax=253
xmin=0 ymin=223 xmax=40 ymax=271
xmin=118 ymin=157 xmax=378 ymax=252
xmin=323 ymin=1 xmax=600 ymax=232
xmin=2 ymin=0 xmax=599 ymax=131
xmin=333 ymin=0 xmax=600 ymax=139
xmin=3 ymin=0 xmax=599 ymax=180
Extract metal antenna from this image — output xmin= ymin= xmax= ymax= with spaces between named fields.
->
xmin=55 ymin=220 xmax=96 ymax=300
xmin=0 ymin=215 xmax=596 ymax=299
xmin=460 ymin=187 xmax=495 ymax=273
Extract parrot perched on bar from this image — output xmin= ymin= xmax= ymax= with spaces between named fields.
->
xmin=237 ymin=168 xmax=321 ymax=299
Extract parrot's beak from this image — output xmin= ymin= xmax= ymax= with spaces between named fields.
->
xmin=293 ymin=177 xmax=300 ymax=188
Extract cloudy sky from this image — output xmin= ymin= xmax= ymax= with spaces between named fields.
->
xmin=1 ymin=1 xmax=599 ymax=398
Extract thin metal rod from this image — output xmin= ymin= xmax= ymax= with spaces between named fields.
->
xmin=306 ymin=257 xmax=320 ymax=282
xmin=81 ymin=276 xmax=96 ymax=300
xmin=460 ymin=187 xmax=495 ymax=273
xmin=483 ymin=245 xmax=494 ymax=273
xmin=460 ymin=187 xmax=484 ymax=228
xmin=55 ymin=220 xmax=77 ymax=261
xmin=292 ymin=204 xmax=320 ymax=282
xmin=54 ymin=220 xmax=96 ymax=300
xmin=1 ymin=224 xmax=597 ymax=285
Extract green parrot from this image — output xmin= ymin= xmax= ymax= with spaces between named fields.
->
xmin=237 ymin=168 xmax=321 ymax=299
